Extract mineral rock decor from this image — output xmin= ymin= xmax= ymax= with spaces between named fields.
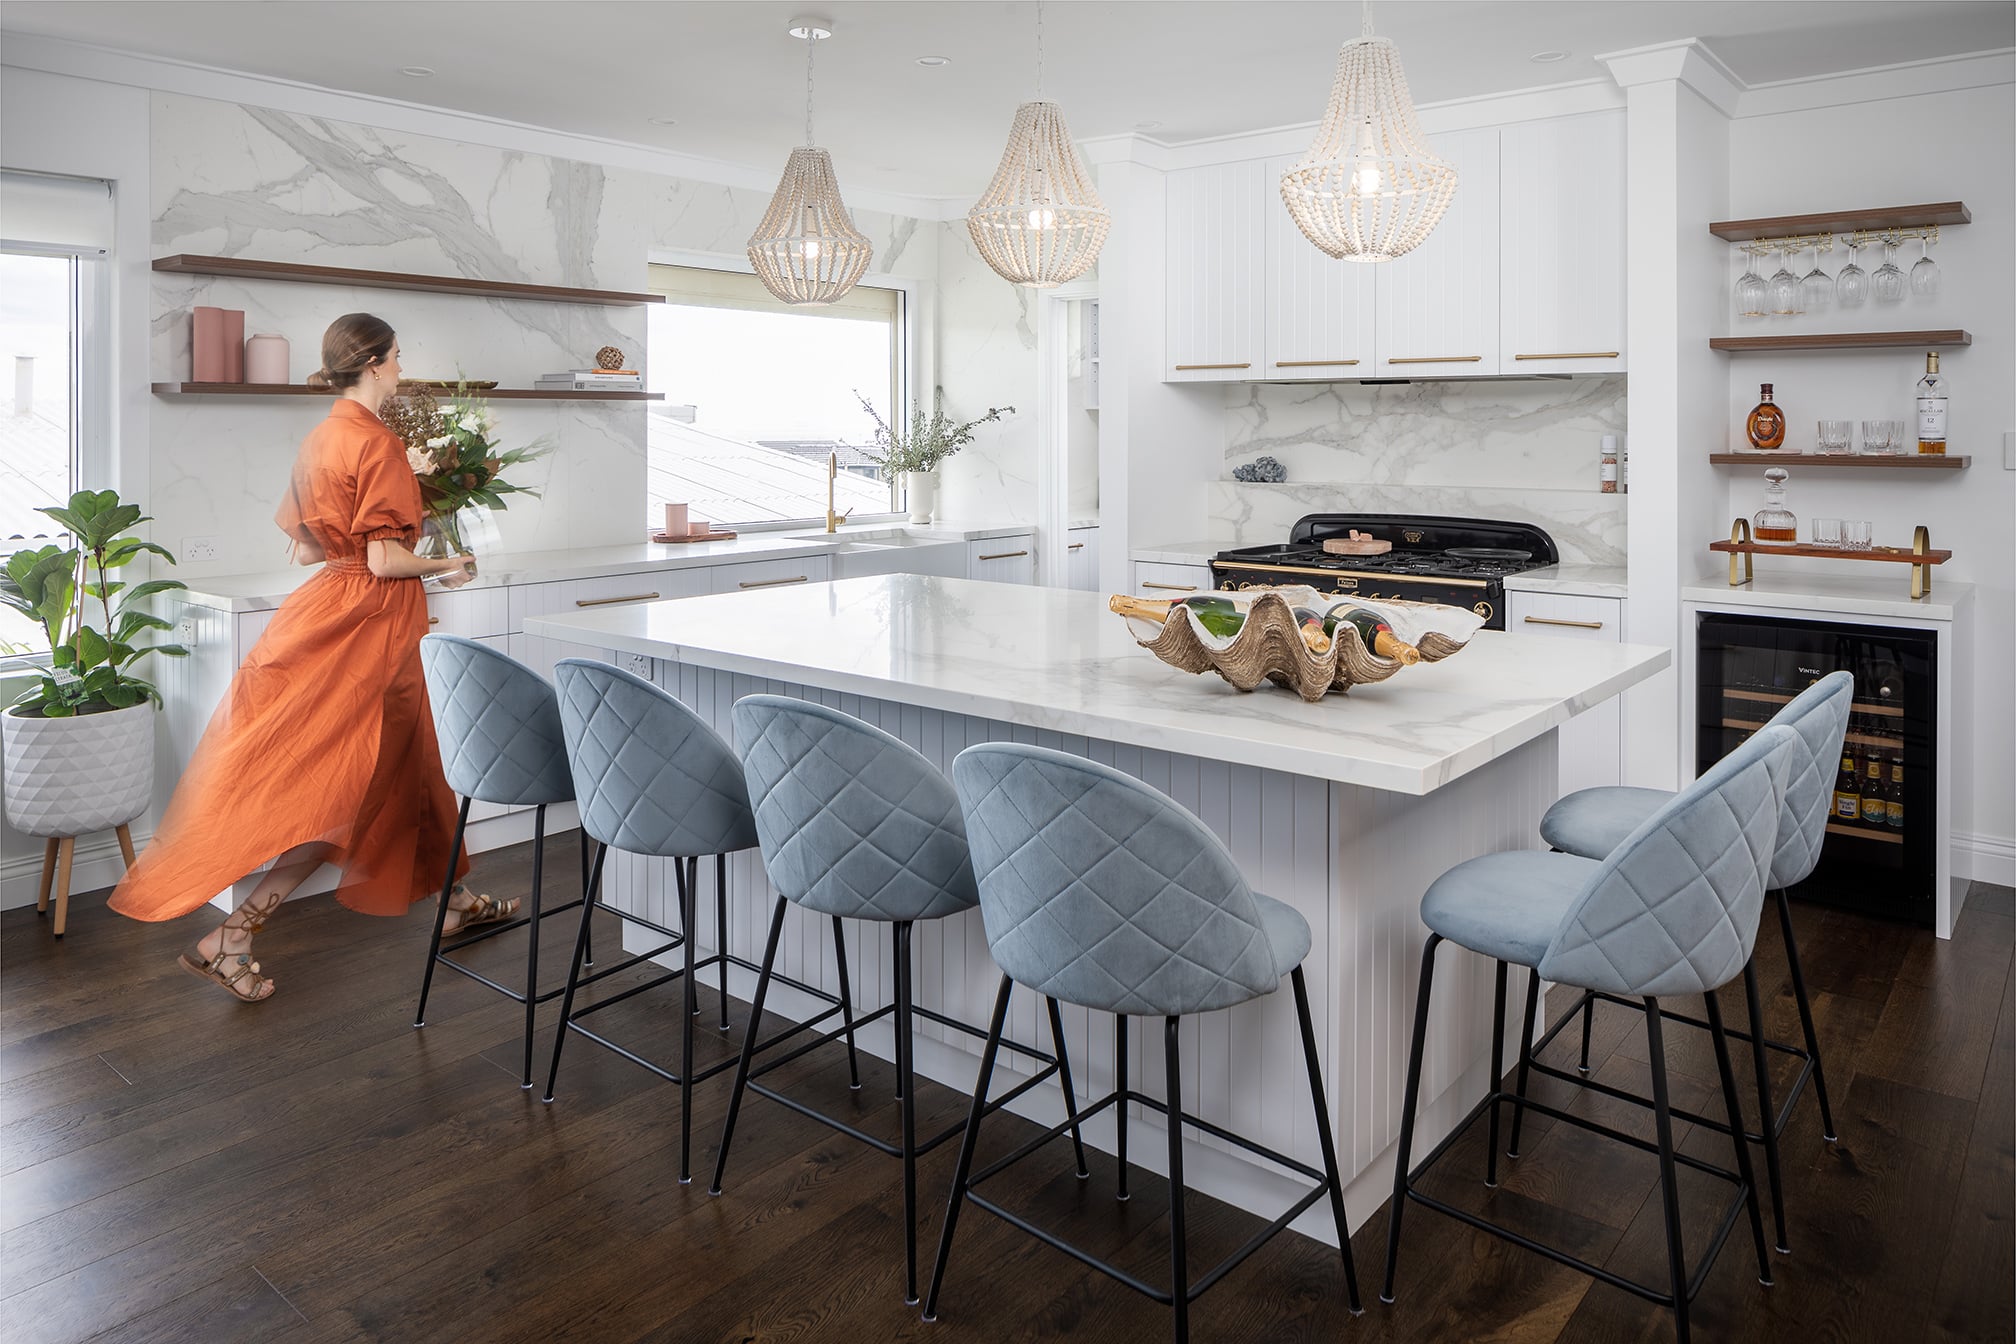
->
xmin=1233 ymin=456 xmax=1287 ymax=483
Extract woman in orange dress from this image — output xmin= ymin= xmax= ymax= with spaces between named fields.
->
xmin=112 ymin=313 xmax=513 ymax=1001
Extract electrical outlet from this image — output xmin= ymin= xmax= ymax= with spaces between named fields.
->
xmin=177 ymin=616 xmax=197 ymax=646
xmin=621 ymin=652 xmax=654 ymax=680
xmin=182 ymin=536 xmax=218 ymax=564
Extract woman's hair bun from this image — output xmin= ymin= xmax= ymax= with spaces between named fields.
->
xmin=314 ymin=313 xmax=396 ymax=391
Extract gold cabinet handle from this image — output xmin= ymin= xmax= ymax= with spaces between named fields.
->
xmin=738 ymin=576 xmax=810 ymax=589
xmin=1274 ymin=359 xmax=1359 ymax=368
xmin=428 ymin=617 xmax=440 ymax=625
xmin=1067 ymin=543 xmax=1085 ymax=551
xmin=1173 ymin=363 xmax=1251 ymax=371
xmin=978 ymin=550 xmax=1030 ymax=561
xmin=575 ymin=592 xmax=660 ymax=608
xmin=1514 ymin=352 xmax=1619 ymax=361
xmin=1141 ymin=581 xmax=1198 ymax=592
xmin=1522 ymin=615 xmax=1605 ymax=630
xmin=1388 ymin=356 xmax=1482 ymax=364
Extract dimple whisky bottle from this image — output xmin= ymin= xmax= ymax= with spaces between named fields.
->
xmin=1747 ymin=383 xmax=1786 ymax=451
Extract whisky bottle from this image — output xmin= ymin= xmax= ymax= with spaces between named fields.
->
xmin=1887 ymin=755 xmax=1906 ymax=830
xmin=1861 ymin=753 xmax=1887 ymax=827
xmin=1323 ymin=606 xmax=1422 ymax=664
xmin=1915 ymin=352 xmax=1948 ymax=455
xmin=1832 ymin=748 xmax=1860 ymax=822
xmin=1747 ymin=383 xmax=1787 ymax=451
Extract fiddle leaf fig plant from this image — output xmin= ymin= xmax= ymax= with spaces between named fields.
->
xmin=2 ymin=490 xmax=189 ymax=717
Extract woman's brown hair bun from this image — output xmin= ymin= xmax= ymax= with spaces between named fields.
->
xmin=308 ymin=312 xmax=396 ymax=390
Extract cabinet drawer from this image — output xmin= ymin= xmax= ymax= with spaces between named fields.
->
xmin=1507 ymin=592 xmax=1623 ymax=642
xmin=1132 ymin=561 xmax=1214 ymax=596
xmin=710 ymin=555 xmax=831 ymax=594
xmin=508 ymin=569 xmax=709 ymax=630
xmin=968 ymin=537 xmax=1036 ymax=585
xmin=424 ymin=585 xmax=510 ymax=639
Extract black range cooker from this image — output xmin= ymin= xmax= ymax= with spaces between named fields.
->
xmin=1212 ymin=514 xmax=1560 ymax=630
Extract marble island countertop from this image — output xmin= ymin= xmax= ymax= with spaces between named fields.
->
xmin=526 ymin=574 xmax=1669 ymax=796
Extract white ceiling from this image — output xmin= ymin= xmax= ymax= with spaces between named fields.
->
xmin=4 ymin=1 xmax=2012 ymax=199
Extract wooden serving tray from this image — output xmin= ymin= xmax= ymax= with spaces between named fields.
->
xmin=1321 ymin=532 xmax=1392 ymax=556
xmin=652 ymin=530 xmax=738 ymax=544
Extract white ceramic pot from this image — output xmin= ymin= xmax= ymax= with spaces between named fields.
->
xmin=2 ymin=702 xmax=154 ymax=838
xmin=906 ymin=471 xmax=940 ymax=526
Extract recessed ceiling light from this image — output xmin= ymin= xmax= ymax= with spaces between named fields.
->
xmin=1529 ymin=50 xmax=1570 ymax=63
xmin=916 ymin=55 xmax=951 ymax=67
xmin=400 ymin=65 xmax=435 ymax=78
xmin=1134 ymin=120 xmax=1164 ymax=131
xmin=648 ymin=115 xmax=678 ymax=126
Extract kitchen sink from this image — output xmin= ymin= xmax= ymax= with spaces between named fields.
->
xmin=784 ymin=529 xmax=968 ymax=579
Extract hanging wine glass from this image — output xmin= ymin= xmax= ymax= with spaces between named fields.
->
xmin=1735 ymin=246 xmax=1767 ymax=318
xmin=1910 ymin=234 xmax=1940 ymax=297
xmin=1768 ymin=244 xmax=1801 ymax=315
xmin=1799 ymin=240 xmax=1833 ymax=314
xmin=1835 ymin=237 xmax=1867 ymax=307
xmin=1872 ymin=237 xmax=1906 ymax=302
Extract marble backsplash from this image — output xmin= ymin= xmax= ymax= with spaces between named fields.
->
xmin=1213 ymin=377 xmax=1628 ymax=565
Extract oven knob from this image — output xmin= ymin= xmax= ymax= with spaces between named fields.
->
xmin=1473 ymin=601 xmax=1493 ymax=620
xmin=1219 ymin=580 xmax=1234 ymax=590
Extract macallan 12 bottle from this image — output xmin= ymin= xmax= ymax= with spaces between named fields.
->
xmin=1915 ymin=352 xmax=1948 ymax=454
xmin=1747 ymin=383 xmax=1786 ymax=451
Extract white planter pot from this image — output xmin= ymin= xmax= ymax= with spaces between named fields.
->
xmin=3 ymin=702 xmax=154 ymax=838
xmin=906 ymin=471 xmax=940 ymax=526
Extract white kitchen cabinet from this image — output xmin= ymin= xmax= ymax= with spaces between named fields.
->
xmin=1164 ymin=159 xmax=1267 ymax=383
xmin=510 ymin=569 xmax=710 ymax=680
xmin=1131 ymin=560 xmax=1216 ymax=596
xmin=1066 ymin=526 xmax=1100 ymax=592
xmin=1507 ymin=590 xmax=1625 ymax=795
xmin=1500 ymin=111 xmax=1627 ymax=375
xmin=1264 ymin=155 xmax=1376 ymax=379
xmin=1373 ymin=126 xmax=1502 ymax=375
xmin=709 ymin=555 xmax=831 ymax=595
xmin=424 ymin=584 xmax=511 ymax=640
xmin=968 ymin=535 xmax=1038 ymax=585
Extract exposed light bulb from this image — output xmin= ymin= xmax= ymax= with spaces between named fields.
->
xmin=800 ymin=239 xmax=822 ymax=261
xmin=1352 ymin=161 xmax=1383 ymax=195
xmin=1026 ymin=206 xmax=1057 ymax=230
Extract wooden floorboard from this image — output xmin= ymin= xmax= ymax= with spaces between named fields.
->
xmin=2 ymin=849 xmax=2008 ymax=1343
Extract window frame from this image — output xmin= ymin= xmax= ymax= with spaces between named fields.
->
xmin=645 ymin=248 xmax=923 ymax=531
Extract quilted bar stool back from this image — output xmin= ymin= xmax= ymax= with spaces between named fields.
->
xmin=931 ymin=743 xmax=1357 ymax=1344
xmin=414 ymin=635 xmax=581 ymax=1087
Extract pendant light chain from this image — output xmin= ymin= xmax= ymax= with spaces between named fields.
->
xmin=1362 ymin=0 xmax=1373 ymax=38
xmin=805 ymin=32 xmax=816 ymax=147
xmin=1035 ymin=0 xmax=1044 ymax=99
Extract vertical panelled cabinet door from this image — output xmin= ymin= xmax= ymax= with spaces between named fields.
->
xmin=1373 ymin=126 xmax=1502 ymax=375
xmin=1165 ymin=160 xmax=1267 ymax=382
xmin=1264 ymin=155 xmax=1376 ymax=377
xmin=1500 ymin=110 xmax=1627 ymax=375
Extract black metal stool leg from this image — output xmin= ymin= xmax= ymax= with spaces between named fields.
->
xmin=1292 ymin=966 xmax=1363 ymax=1313
xmin=922 ymin=973 xmax=1013 ymax=1323
xmin=716 ymin=853 xmax=730 ymax=1031
xmin=1508 ymin=966 xmax=1541 ymax=1158
xmin=520 ymin=805 xmax=547 ymax=1088
xmin=1741 ymin=962 xmax=1790 ymax=1254
xmin=580 ymin=831 xmax=594 ymax=969
xmin=543 ymin=842 xmax=606 ymax=1102
xmin=677 ymin=856 xmax=698 ymax=1183
xmin=1382 ymin=933 xmax=1441 ymax=1304
xmin=1777 ymin=889 xmax=1837 ymax=1142
xmin=1164 ymin=1015 xmax=1191 ymax=1344
xmin=709 ymin=896 xmax=787 ymax=1195
xmin=1045 ymin=996 xmax=1090 ymax=1177
xmin=1645 ymin=999 xmax=1691 ymax=1344
xmin=895 ymin=921 xmax=920 ymax=1304
xmin=1485 ymin=959 xmax=1508 ymax=1187
xmin=1115 ymin=1015 xmax=1131 ymax=1201
xmin=1577 ymin=992 xmax=1596 ymax=1073
xmin=413 ymin=795 xmax=471 ymax=1028
xmin=832 ymin=917 xmax=862 ymax=1089
xmin=1706 ymin=990 xmax=1774 ymax=1286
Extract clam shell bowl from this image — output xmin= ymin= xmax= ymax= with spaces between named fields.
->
xmin=1119 ymin=586 xmax=1483 ymax=702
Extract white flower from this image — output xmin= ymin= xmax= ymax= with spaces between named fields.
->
xmin=427 ymin=435 xmax=453 ymax=449
xmin=405 ymin=445 xmax=435 ymax=474
xmin=458 ymin=415 xmax=482 ymax=434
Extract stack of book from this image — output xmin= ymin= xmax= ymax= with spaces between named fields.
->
xmin=535 ymin=368 xmax=643 ymax=392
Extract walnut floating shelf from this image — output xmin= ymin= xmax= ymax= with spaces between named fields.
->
xmin=152 ymin=254 xmax=665 ymax=306
xmin=1708 ymin=202 xmax=1971 ymax=242
xmin=1709 ymin=452 xmax=1969 ymax=470
xmin=1709 ymin=330 xmax=1971 ymax=353
xmin=152 ymin=383 xmax=663 ymax=401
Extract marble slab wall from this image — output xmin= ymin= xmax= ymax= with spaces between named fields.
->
xmin=1214 ymin=377 xmax=1629 ymax=565
xmin=932 ymin=222 xmax=1039 ymax=527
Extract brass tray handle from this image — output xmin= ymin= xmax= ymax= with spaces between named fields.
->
xmin=978 ymin=550 xmax=1030 ymax=561
xmin=575 ymin=592 xmax=661 ymax=608
xmin=1522 ymin=616 xmax=1604 ymax=630
xmin=738 ymin=576 xmax=810 ymax=589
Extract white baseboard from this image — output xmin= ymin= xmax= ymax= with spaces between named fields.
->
xmin=1956 ymin=832 xmax=2016 ymax=890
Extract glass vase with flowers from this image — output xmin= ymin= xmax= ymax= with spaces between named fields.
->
xmin=382 ymin=383 xmax=552 ymax=558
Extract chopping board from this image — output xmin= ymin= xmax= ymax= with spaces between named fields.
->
xmin=1321 ymin=531 xmax=1393 ymax=556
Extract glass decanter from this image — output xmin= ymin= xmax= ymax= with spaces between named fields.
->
xmin=1752 ymin=466 xmax=1797 ymax=542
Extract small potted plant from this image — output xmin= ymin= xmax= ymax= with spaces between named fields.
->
xmin=2 ymin=491 xmax=188 ymax=841
xmin=855 ymin=392 xmax=1013 ymax=526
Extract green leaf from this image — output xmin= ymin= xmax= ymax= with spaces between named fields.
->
xmin=114 ymin=611 xmax=173 ymax=641
xmin=82 ymin=580 xmax=127 ymax=604
xmin=74 ymin=624 xmax=109 ymax=670
xmin=114 ymin=578 xmax=187 ymax=612
xmin=101 ymin=683 xmax=143 ymax=709
xmin=52 ymin=646 xmax=76 ymax=670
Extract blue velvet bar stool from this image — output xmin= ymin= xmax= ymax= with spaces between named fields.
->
xmin=542 ymin=658 xmax=766 ymax=1184
xmin=711 ymin=695 xmax=1089 ymax=1307
xmin=931 ymin=743 xmax=1361 ymax=1344
xmin=1383 ymin=724 xmax=1800 ymax=1344
xmin=414 ymin=635 xmax=587 ymax=1088
xmin=1513 ymin=669 xmax=1854 ymax=1254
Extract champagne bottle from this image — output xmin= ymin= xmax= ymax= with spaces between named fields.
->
xmin=1323 ymin=605 xmax=1422 ymax=664
xmin=1289 ymin=606 xmax=1333 ymax=655
xmin=1109 ymin=594 xmax=1329 ymax=654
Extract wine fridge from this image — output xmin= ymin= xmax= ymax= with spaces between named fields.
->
xmin=1696 ymin=612 xmax=1937 ymax=926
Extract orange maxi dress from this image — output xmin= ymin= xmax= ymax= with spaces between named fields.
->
xmin=111 ymin=398 xmax=469 ymax=922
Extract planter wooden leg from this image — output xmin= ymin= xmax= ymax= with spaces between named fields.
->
xmin=52 ymin=837 xmax=75 ymax=938
xmin=115 ymin=824 xmax=137 ymax=869
xmin=37 ymin=838 xmax=58 ymax=916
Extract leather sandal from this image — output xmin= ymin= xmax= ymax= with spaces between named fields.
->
xmin=176 ymin=902 xmax=277 ymax=1003
xmin=442 ymin=884 xmax=520 ymax=938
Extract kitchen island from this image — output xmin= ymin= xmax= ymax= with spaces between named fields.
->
xmin=528 ymin=575 xmax=1669 ymax=1241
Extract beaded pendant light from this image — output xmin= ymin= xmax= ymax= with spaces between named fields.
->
xmin=748 ymin=18 xmax=872 ymax=305
xmin=1280 ymin=1 xmax=1456 ymax=262
xmin=967 ymin=1 xmax=1109 ymax=288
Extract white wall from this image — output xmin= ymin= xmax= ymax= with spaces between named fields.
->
xmin=1724 ymin=80 xmax=2016 ymax=861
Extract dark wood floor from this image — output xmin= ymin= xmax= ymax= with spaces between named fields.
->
xmin=3 ymin=838 xmax=2010 ymax=1344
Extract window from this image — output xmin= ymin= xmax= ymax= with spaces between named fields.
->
xmin=646 ymin=263 xmax=902 ymax=528
xmin=1 ymin=170 xmax=110 ymax=655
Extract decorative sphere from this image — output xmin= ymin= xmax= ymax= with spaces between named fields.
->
xmin=595 ymin=346 xmax=625 ymax=370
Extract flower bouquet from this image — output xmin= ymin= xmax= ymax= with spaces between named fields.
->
xmin=383 ymin=383 xmax=551 ymax=556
